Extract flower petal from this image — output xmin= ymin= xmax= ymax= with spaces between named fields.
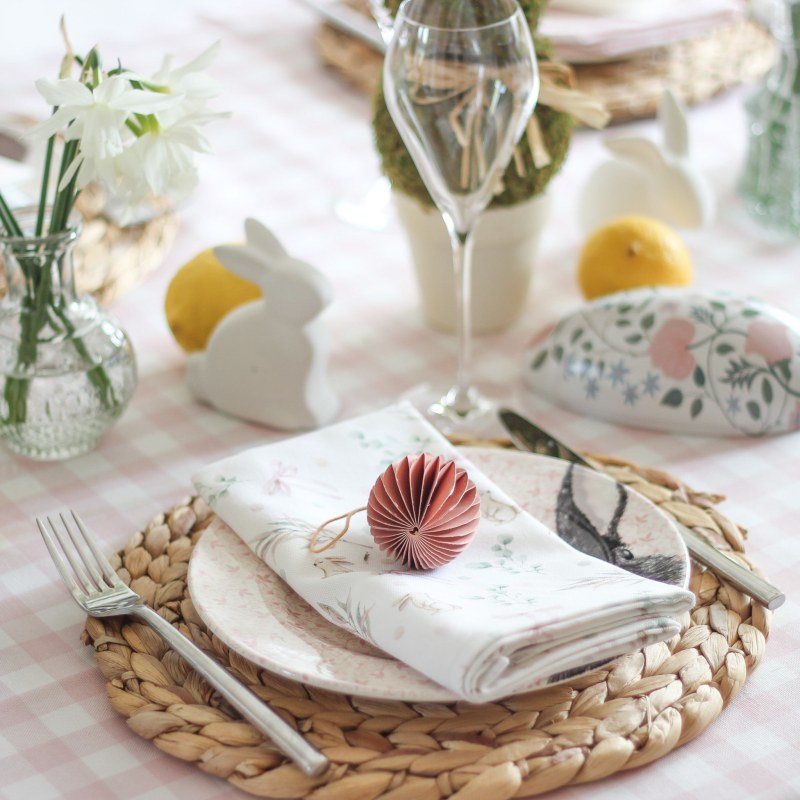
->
xmin=35 ymin=78 xmax=92 ymax=107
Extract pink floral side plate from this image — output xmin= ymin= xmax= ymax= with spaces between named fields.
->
xmin=188 ymin=448 xmax=689 ymax=702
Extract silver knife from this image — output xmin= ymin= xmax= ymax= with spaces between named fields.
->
xmin=498 ymin=408 xmax=785 ymax=611
xmin=297 ymin=0 xmax=386 ymax=52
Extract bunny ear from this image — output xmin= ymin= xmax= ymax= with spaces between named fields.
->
xmin=604 ymin=137 xmax=668 ymax=175
xmin=244 ymin=218 xmax=287 ymax=259
xmin=658 ymin=90 xmax=689 ymax=158
xmin=213 ymin=243 xmax=267 ymax=286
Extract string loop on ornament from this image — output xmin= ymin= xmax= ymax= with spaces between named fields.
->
xmin=308 ymin=506 xmax=368 ymax=554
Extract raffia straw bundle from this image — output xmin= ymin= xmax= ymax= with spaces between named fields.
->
xmin=315 ymin=16 xmax=775 ymax=125
xmin=82 ymin=441 xmax=771 ymax=798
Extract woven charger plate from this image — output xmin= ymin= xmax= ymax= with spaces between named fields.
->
xmin=82 ymin=442 xmax=772 ymax=799
xmin=314 ymin=17 xmax=775 ymax=123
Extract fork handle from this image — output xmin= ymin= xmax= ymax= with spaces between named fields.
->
xmin=132 ymin=605 xmax=329 ymax=777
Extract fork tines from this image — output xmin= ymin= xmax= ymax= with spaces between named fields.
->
xmin=37 ymin=511 xmax=119 ymax=599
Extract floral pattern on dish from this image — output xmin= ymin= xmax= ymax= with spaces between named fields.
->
xmin=188 ymin=447 xmax=688 ymax=701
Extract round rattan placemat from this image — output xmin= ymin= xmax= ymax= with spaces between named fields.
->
xmin=314 ymin=17 xmax=775 ymax=123
xmin=82 ymin=442 xmax=772 ymax=798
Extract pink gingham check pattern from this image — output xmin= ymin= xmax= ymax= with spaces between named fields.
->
xmin=1 ymin=2 xmax=798 ymax=798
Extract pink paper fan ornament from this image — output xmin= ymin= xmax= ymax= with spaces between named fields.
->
xmin=367 ymin=453 xmax=481 ymax=570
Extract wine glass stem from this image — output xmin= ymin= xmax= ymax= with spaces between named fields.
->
xmin=448 ymin=225 xmax=477 ymax=412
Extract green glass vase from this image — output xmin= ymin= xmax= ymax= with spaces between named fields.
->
xmin=738 ymin=0 xmax=800 ymax=235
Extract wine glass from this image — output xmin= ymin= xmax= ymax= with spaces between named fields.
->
xmin=383 ymin=0 xmax=539 ymax=426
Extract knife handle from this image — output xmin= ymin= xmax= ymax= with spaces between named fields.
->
xmin=677 ymin=524 xmax=785 ymax=610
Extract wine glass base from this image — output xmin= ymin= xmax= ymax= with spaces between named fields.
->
xmin=401 ymin=382 xmax=506 ymax=438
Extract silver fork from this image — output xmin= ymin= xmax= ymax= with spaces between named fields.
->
xmin=37 ymin=510 xmax=329 ymax=778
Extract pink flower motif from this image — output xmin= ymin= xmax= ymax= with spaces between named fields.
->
xmin=649 ymin=318 xmax=696 ymax=380
xmin=744 ymin=320 xmax=793 ymax=364
xmin=264 ymin=462 xmax=297 ymax=495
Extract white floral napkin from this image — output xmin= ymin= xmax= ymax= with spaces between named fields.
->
xmin=192 ymin=403 xmax=694 ymax=702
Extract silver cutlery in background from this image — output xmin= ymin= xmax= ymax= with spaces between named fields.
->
xmin=298 ymin=0 xmax=385 ymax=52
xmin=37 ymin=510 xmax=330 ymax=777
xmin=498 ymin=408 xmax=786 ymax=611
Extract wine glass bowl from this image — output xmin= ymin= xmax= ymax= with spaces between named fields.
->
xmin=383 ymin=0 xmax=539 ymax=425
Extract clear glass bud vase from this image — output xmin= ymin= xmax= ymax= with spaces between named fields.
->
xmin=0 ymin=207 xmax=137 ymax=460
xmin=738 ymin=0 xmax=800 ymax=235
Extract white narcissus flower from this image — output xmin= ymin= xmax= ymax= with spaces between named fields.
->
xmin=115 ymin=113 xmax=217 ymax=205
xmin=126 ymin=41 xmax=224 ymax=124
xmin=27 ymin=42 xmax=224 ymax=211
xmin=31 ymin=74 xmax=178 ymax=190
xmin=117 ymin=43 xmax=227 ymax=205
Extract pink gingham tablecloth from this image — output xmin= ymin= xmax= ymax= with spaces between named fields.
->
xmin=1 ymin=2 xmax=798 ymax=798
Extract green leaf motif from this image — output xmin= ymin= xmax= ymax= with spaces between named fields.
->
xmin=618 ymin=303 xmax=633 ymax=314
xmin=709 ymin=300 xmax=726 ymax=312
xmin=531 ymin=349 xmax=547 ymax=370
xmin=716 ymin=343 xmax=735 ymax=355
xmin=747 ymin=401 xmax=761 ymax=421
xmin=693 ymin=365 xmax=706 ymax=388
xmin=616 ymin=319 xmax=632 ymax=328
xmin=570 ymin=327 xmax=584 ymax=344
xmin=762 ymin=378 xmax=773 ymax=404
xmin=625 ymin=333 xmax=643 ymax=344
xmin=661 ymin=388 xmax=683 ymax=408
xmin=553 ymin=345 xmax=564 ymax=363
xmin=741 ymin=308 xmax=761 ymax=318
xmin=640 ymin=313 xmax=656 ymax=330
xmin=690 ymin=398 xmax=703 ymax=419
xmin=774 ymin=359 xmax=792 ymax=382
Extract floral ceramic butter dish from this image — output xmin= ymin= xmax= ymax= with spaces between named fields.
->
xmin=524 ymin=287 xmax=800 ymax=437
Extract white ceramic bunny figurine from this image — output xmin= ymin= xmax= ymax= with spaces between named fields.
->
xmin=578 ymin=90 xmax=715 ymax=231
xmin=186 ymin=218 xmax=340 ymax=431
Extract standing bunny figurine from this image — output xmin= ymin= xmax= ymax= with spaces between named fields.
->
xmin=578 ymin=90 xmax=715 ymax=232
xmin=187 ymin=218 xmax=340 ymax=431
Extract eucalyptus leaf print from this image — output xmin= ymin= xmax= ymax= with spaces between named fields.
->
xmin=194 ymin=474 xmax=240 ymax=506
xmin=524 ymin=287 xmax=800 ymax=436
xmin=317 ymin=593 xmax=376 ymax=646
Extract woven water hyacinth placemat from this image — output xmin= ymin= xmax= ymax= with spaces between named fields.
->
xmin=314 ymin=16 xmax=775 ymax=123
xmin=82 ymin=442 xmax=772 ymax=798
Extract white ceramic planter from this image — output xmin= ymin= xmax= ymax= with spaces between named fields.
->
xmin=394 ymin=191 xmax=552 ymax=334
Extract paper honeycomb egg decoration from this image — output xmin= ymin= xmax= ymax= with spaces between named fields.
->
xmin=367 ymin=453 xmax=481 ymax=570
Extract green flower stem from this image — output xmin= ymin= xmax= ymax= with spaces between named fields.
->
xmin=0 ymin=192 xmax=23 ymax=236
xmin=49 ymin=139 xmax=79 ymax=233
xmin=35 ymin=130 xmax=57 ymax=236
xmin=49 ymin=302 xmax=118 ymax=407
xmin=2 ymin=252 xmax=53 ymax=424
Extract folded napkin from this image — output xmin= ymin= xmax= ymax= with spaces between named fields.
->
xmin=541 ymin=0 xmax=743 ymax=63
xmin=193 ymin=403 xmax=694 ymax=702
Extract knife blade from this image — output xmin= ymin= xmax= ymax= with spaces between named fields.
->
xmin=498 ymin=408 xmax=786 ymax=611
xmin=298 ymin=0 xmax=386 ymax=52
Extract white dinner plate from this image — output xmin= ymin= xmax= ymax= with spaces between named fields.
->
xmin=188 ymin=448 xmax=689 ymax=702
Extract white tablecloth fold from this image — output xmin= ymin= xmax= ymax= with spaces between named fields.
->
xmin=192 ymin=403 xmax=694 ymax=702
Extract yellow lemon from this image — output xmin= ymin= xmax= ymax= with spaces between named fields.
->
xmin=577 ymin=215 xmax=693 ymax=301
xmin=165 ymin=248 xmax=261 ymax=352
